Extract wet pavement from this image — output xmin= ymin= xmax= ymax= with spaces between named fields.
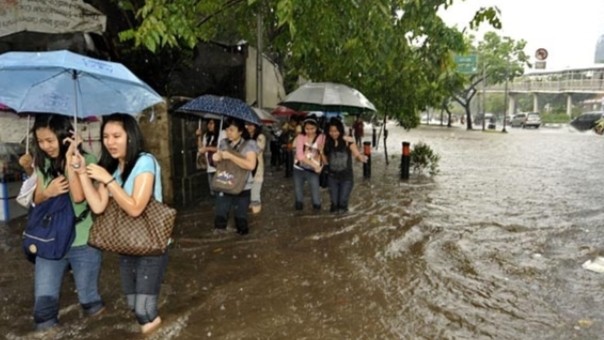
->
xmin=2 ymin=122 xmax=604 ymax=339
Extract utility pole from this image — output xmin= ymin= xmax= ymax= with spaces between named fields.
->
xmin=256 ymin=8 xmax=263 ymax=109
xmin=502 ymin=58 xmax=509 ymax=133
xmin=481 ymin=58 xmax=486 ymax=131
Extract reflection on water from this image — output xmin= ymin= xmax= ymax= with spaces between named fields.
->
xmin=3 ymin=124 xmax=604 ymax=339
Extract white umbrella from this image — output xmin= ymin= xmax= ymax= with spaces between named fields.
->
xmin=251 ymin=107 xmax=277 ymax=125
xmin=280 ymin=82 xmax=376 ymax=114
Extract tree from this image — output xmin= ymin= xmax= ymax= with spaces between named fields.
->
xmin=111 ymin=0 xmax=499 ymax=129
xmin=449 ymin=32 xmax=530 ymax=129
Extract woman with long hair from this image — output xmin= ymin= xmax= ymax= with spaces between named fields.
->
xmin=30 ymin=113 xmax=105 ymax=331
xmin=213 ymin=118 xmax=258 ymax=235
xmin=292 ymin=116 xmax=325 ymax=211
xmin=73 ymin=113 xmax=167 ymax=334
xmin=245 ymin=122 xmax=265 ymax=213
xmin=322 ymin=118 xmax=366 ymax=213
xmin=196 ymin=118 xmax=220 ymax=195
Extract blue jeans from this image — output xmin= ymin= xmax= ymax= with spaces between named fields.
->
xmin=214 ymin=189 xmax=251 ymax=234
xmin=293 ymin=168 xmax=321 ymax=208
xmin=328 ymin=176 xmax=353 ymax=211
xmin=34 ymin=245 xmax=104 ymax=330
xmin=119 ymin=252 xmax=169 ymax=325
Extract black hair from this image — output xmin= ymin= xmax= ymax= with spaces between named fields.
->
xmin=32 ymin=113 xmax=83 ymax=178
xmin=301 ymin=114 xmax=321 ymax=135
xmin=325 ymin=117 xmax=347 ymax=152
xmin=205 ymin=119 xmax=220 ymax=146
xmin=98 ymin=113 xmax=147 ymax=183
xmin=246 ymin=122 xmax=263 ymax=140
xmin=225 ymin=118 xmax=251 ymax=140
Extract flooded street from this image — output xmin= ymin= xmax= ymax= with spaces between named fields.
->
xmin=3 ymin=123 xmax=604 ymax=339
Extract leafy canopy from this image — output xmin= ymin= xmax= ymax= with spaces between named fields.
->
xmin=116 ymin=0 xmax=498 ymax=128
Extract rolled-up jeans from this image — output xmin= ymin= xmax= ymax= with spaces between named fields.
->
xmin=293 ymin=168 xmax=321 ymax=207
xmin=34 ymin=245 xmax=104 ymax=330
xmin=119 ymin=252 xmax=169 ymax=325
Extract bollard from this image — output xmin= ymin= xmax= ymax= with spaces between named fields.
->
xmin=363 ymin=141 xmax=371 ymax=179
xmin=285 ymin=143 xmax=293 ymax=178
xmin=372 ymin=128 xmax=377 ymax=147
xmin=401 ymin=142 xmax=410 ymax=180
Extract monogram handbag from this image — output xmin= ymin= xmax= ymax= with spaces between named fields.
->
xmin=88 ymin=156 xmax=176 ymax=256
xmin=88 ymin=198 xmax=176 ymax=256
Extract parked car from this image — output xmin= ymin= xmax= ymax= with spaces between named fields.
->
xmin=474 ymin=113 xmax=496 ymax=129
xmin=523 ymin=112 xmax=541 ymax=128
xmin=510 ymin=113 xmax=526 ymax=127
xmin=570 ymin=111 xmax=604 ymax=131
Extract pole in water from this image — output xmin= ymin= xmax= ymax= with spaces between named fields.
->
xmin=363 ymin=141 xmax=371 ymax=179
xmin=372 ymin=127 xmax=377 ymax=147
xmin=401 ymin=142 xmax=410 ymax=180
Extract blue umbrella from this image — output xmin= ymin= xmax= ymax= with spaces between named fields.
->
xmin=0 ymin=50 xmax=163 ymax=119
xmin=177 ymin=94 xmax=261 ymax=126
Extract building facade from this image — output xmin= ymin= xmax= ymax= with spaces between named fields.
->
xmin=595 ymin=34 xmax=604 ymax=63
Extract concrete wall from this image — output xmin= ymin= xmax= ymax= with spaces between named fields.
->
xmin=137 ymin=101 xmax=174 ymax=205
xmin=245 ymin=46 xmax=287 ymax=109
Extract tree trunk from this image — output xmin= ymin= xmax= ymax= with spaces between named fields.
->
xmin=383 ymin=114 xmax=389 ymax=165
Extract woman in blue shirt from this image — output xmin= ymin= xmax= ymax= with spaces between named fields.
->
xmin=73 ymin=113 xmax=167 ymax=334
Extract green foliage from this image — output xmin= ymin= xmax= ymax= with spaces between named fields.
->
xmin=540 ymin=113 xmax=570 ymax=124
xmin=448 ymin=31 xmax=530 ymax=129
xmin=111 ymin=0 xmax=502 ymax=128
xmin=470 ymin=7 xmax=502 ymax=30
xmin=409 ymin=142 xmax=440 ymax=176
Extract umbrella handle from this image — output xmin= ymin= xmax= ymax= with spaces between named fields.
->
xmin=25 ymin=115 xmax=31 ymax=155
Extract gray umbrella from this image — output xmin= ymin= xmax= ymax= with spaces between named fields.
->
xmin=280 ymin=82 xmax=377 ymax=114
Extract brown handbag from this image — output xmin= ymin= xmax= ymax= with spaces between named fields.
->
xmin=88 ymin=198 xmax=176 ymax=256
xmin=88 ymin=155 xmax=176 ymax=256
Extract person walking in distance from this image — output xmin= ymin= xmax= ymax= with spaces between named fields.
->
xmin=352 ymin=116 xmax=364 ymax=148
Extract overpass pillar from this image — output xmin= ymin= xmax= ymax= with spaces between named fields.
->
xmin=509 ymin=94 xmax=516 ymax=114
xmin=532 ymin=93 xmax=539 ymax=112
xmin=566 ymin=94 xmax=573 ymax=117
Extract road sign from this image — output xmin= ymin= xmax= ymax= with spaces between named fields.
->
xmin=535 ymin=61 xmax=546 ymax=69
xmin=454 ymin=54 xmax=478 ymax=74
xmin=535 ymin=48 xmax=548 ymax=61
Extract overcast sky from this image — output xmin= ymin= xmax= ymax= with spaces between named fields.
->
xmin=439 ymin=0 xmax=604 ymax=71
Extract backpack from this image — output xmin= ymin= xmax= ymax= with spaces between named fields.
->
xmin=22 ymin=193 xmax=78 ymax=260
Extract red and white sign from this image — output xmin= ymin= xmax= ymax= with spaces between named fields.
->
xmin=535 ymin=48 xmax=548 ymax=61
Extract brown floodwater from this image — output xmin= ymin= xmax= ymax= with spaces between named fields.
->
xmin=2 ymin=122 xmax=604 ymax=339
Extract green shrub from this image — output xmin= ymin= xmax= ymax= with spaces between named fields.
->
xmin=540 ymin=112 xmax=571 ymax=124
xmin=409 ymin=142 xmax=440 ymax=176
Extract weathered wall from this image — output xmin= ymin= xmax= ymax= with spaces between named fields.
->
xmin=245 ymin=46 xmax=287 ymax=109
xmin=137 ymin=100 xmax=174 ymax=205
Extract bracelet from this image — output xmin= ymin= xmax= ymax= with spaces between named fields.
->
xmin=105 ymin=178 xmax=116 ymax=186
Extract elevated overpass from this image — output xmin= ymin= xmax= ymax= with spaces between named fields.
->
xmin=484 ymin=65 xmax=604 ymax=115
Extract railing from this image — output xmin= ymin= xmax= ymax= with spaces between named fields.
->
xmin=487 ymin=78 xmax=604 ymax=93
